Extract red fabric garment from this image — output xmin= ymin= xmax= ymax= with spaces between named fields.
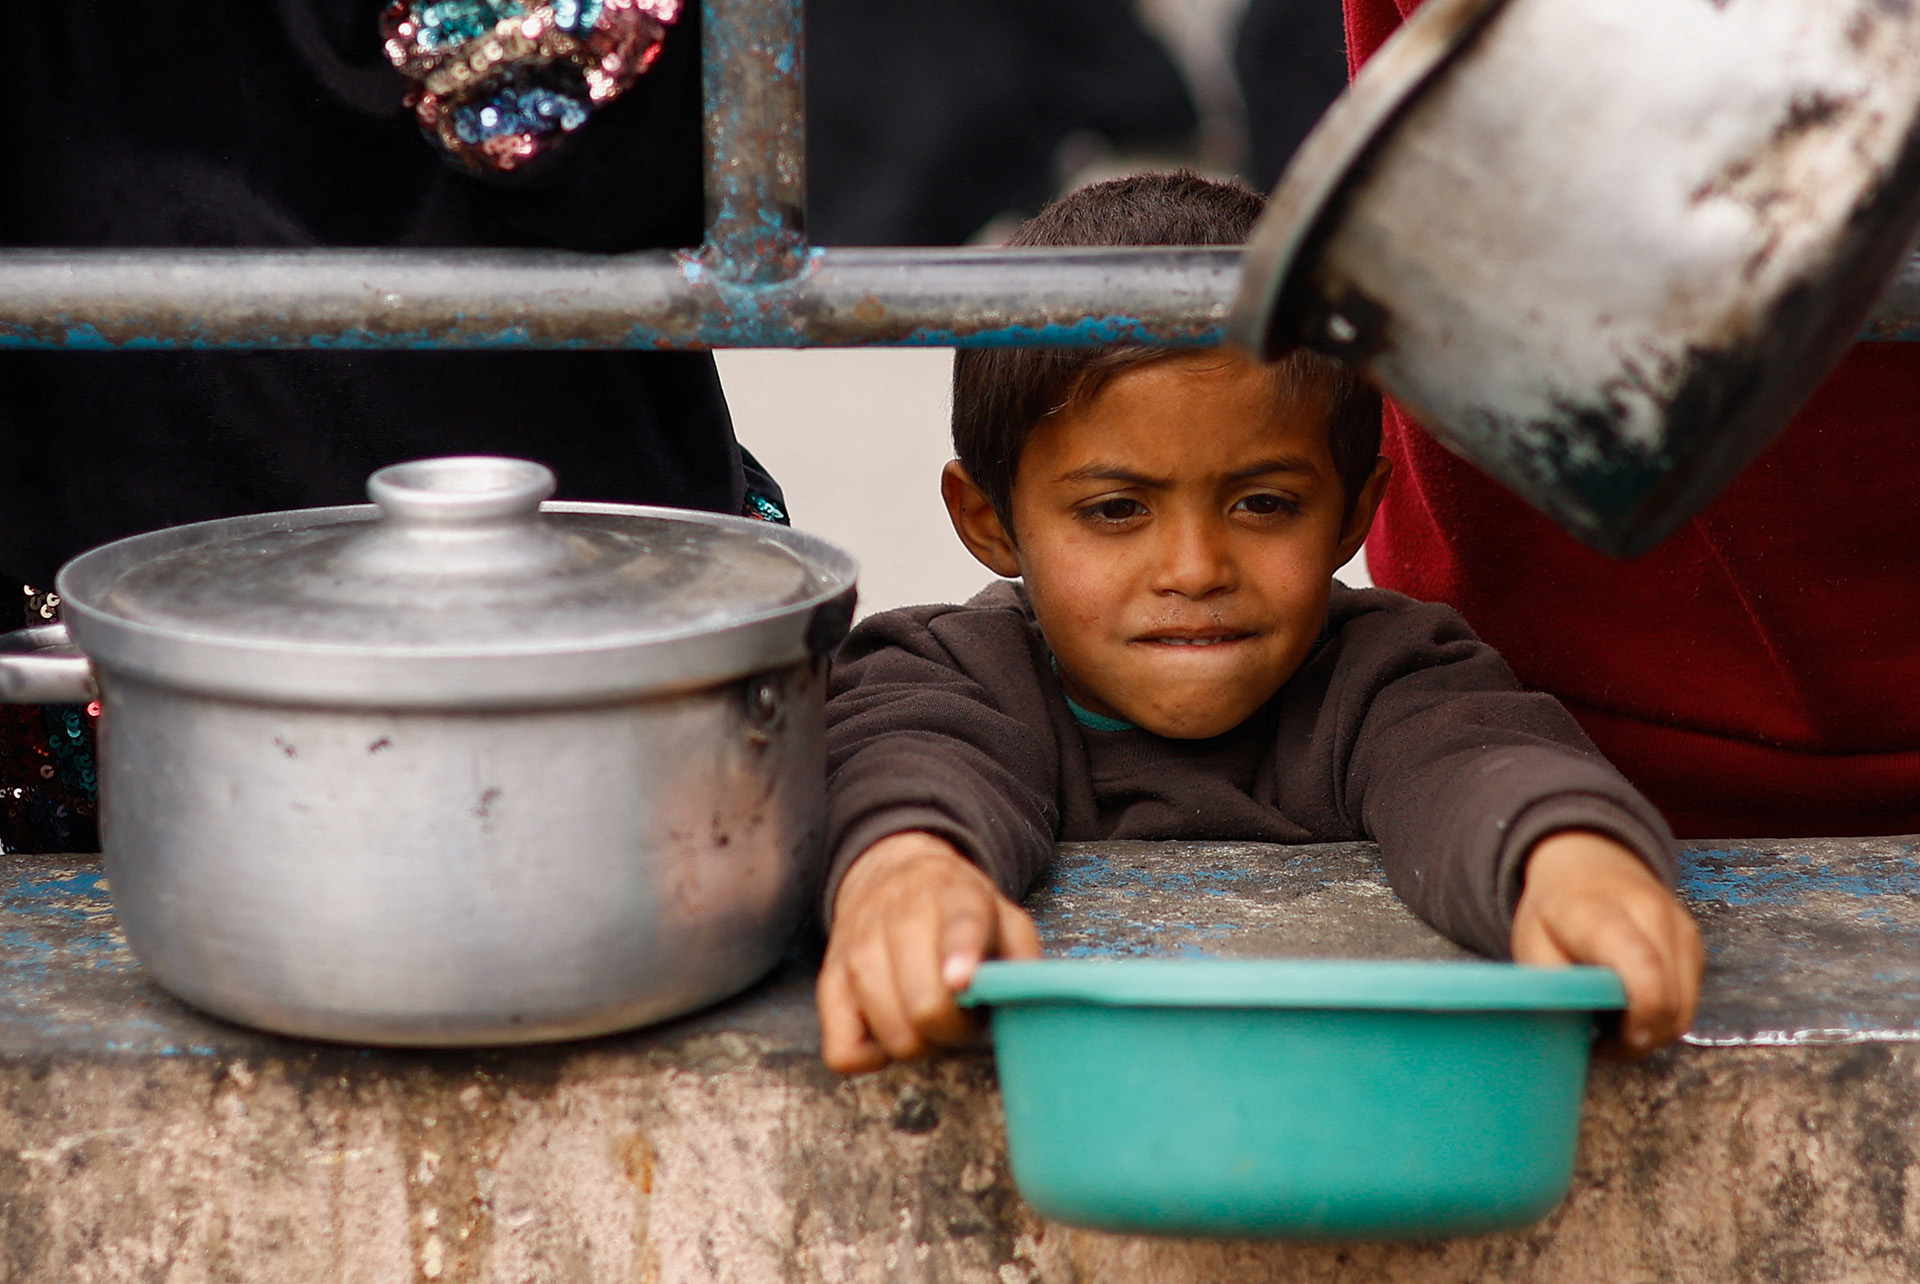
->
xmin=1343 ymin=0 xmax=1920 ymax=837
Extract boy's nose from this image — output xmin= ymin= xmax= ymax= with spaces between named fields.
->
xmin=1151 ymin=518 xmax=1235 ymax=600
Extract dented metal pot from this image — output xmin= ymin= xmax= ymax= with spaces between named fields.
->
xmin=0 ymin=457 xmax=857 ymax=1046
xmin=1231 ymin=0 xmax=1920 ymax=556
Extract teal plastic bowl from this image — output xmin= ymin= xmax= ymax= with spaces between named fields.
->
xmin=960 ymin=958 xmax=1625 ymax=1240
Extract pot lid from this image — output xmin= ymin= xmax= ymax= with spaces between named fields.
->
xmin=56 ymin=457 xmax=858 ymax=708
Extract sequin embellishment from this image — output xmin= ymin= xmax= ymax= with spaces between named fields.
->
xmin=742 ymin=490 xmax=789 ymax=525
xmin=0 ymin=587 xmax=100 ymax=854
xmin=382 ymin=0 xmax=681 ymax=172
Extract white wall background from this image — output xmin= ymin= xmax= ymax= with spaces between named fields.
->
xmin=716 ymin=350 xmax=994 ymax=617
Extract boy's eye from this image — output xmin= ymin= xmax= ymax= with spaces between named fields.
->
xmin=1082 ymin=498 xmax=1147 ymax=523
xmin=1236 ymin=493 xmax=1303 ymax=518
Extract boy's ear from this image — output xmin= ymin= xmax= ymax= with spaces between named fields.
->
xmin=941 ymin=461 xmax=1023 ymax=579
xmin=1336 ymin=455 xmax=1393 ymax=567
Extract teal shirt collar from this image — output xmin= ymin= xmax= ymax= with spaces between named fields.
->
xmin=1065 ymin=692 xmax=1137 ymax=733
xmin=1049 ymin=655 xmax=1138 ymax=732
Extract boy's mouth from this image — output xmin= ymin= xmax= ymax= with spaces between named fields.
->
xmin=1134 ymin=629 xmax=1257 ymax=647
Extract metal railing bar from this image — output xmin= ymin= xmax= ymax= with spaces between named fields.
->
xmin=8 ymin=244 xmax=1920 ymax=349
xmin=10 ymin=1 xmax=1919 ymax=351
xmin=0 ymin=246 xmax=1241 ymax=350
xmin=700 ymin=0 xmax=808 ymax=283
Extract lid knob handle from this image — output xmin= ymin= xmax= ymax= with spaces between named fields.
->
xmin=368 ymin=457 xmax=556 ymax=526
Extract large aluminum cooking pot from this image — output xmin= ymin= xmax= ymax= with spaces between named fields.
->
xmin=0 ymin=457 xmax=857 ymax=1046
xmin=1231 ymin=0 xmax=1920 ymax=556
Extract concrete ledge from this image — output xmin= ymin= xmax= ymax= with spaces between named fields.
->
xmin=0 ymin=838 xmax=1915 ymax=1282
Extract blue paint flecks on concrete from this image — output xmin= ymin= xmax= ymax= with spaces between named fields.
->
xmin=1677 ymin=847 xmax=1920 ymax=907
xmin=6 ymin=870 xmax=112 ymax=922
xmin=1040 ymin=838 xmax=1920 ymax=1044
xmin=1047 ymin=852 xmax=1274 ymax=898
xmin=1059 ymin=924 xmax=1232 ymax=960
xmin=0 ymin=857 xmax=239 ymax=1056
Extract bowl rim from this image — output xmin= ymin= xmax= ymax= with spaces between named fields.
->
xmin=960 ymin=958 xmax=1626 ymax=1012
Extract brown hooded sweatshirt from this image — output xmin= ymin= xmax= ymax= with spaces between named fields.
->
xmin=824 ymin=581 xmax=1675 ymax=959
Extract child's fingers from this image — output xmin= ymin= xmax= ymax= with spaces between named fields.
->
xmin=940 ymin=894 xmax=1044 ymax=990
xmin=816 ymin=959 xmax=890 ymax=1074
xmin=994 ymin=899 xmax=1044 ymax=962
xmin=1589 ymin=916 xmax=1676 ymax=1055
xmin=845 ymin=931 xmax=933 ymax=1061
xmin=887 ymin=895 xmax=985 ymax=1047
xmin=816 ymin=833 xmax=1041 ymax=1073
xmin=1509 ymin=907 xmax=1575 ymax=967
xmin=1619 ymin=897 xmax=1701 ymax=1052
xmin=1662 ymin=901 xmax=1705 ymax=1041
xmin=1541 ymin=897 xmax=1685 ymax=1057
xmin=935 ymin=890 xmax=998 ymax=994
xmin=1511 ymin=834 xmax=1704 ymax=1058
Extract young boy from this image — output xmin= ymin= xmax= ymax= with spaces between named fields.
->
xmin=817 ymin=172 xmax=1703 ymax=1074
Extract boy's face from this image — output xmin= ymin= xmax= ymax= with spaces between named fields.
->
xmin=945 ymin=351 xmax=1388 ymax=740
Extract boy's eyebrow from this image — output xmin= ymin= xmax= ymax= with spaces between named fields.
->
xmin=1052 ymin=456 xmax=1321 ymax=487
xmin=1225 ymin=456 xmax=1320 ymax=482
xmin=1053 ymin=464 xmax=1171 ymax=487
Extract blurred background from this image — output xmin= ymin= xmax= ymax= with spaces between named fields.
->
xmin=719 ymin=0 xmax=1364 ymax=617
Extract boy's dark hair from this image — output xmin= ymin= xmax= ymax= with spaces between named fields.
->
xmin=952 ymin=171 xmax=1382 ymax=531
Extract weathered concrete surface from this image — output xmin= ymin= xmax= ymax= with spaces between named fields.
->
xmin=1037 ymin=837 xmax=1920 ymax=1047
xmin=0 ymin=840 xmax=1915 ymax=1283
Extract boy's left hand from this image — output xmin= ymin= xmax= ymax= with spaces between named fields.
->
xmin=1510 ymin=830 xmax=1704 ymax=1059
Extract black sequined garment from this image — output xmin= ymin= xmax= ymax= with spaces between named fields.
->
xmin=0 ymin=588 xmax=99 ymax=854
xmin=0 ymin=1 xmax=792 ymax=855
xmin=3 ymin=2 xmax=759 ymax=595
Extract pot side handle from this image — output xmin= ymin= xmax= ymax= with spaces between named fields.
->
xmin=0 ymin=624 xmax=98 ymax=704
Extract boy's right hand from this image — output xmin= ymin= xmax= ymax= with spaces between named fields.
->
xmin=1510 ymin=830 xmax=1703 ymax=1059
xmin=817 ymin=831 xmax=1041 ymax=1074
